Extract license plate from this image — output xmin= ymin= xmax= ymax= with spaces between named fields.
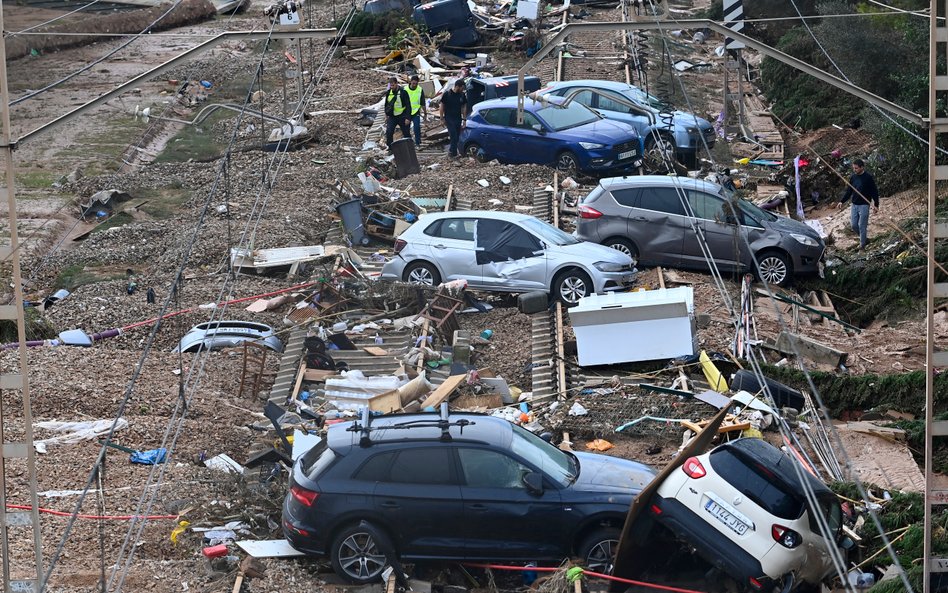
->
xmin=618 ymin=149 xmax=637 ymax=160
xmin=705 ymin=500 xmax=749 ymax=535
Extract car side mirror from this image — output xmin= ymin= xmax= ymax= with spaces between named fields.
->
xmin=523 ymin=471 xmax=544 ymax=495
xmin=532 ymin=124 xmax=546 ymax=135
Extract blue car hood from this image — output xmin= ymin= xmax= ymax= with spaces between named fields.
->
xmin=554 ymin=118 xmax=639 ymax=145
xmin=671 ymin=111 xmax=713 ymax=130
xmin=569 ymin=451 xmax=656 ymax=493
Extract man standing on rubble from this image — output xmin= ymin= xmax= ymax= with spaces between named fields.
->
xmin=835 ymin=158 xmax=879 ymax=252
xmin=439 ymin=79 xmax=468 ymax=159
xmin=384 ymin=76 xmax=411 ymax=149
xmin=405 ymin=75 xmax=427 ymax=148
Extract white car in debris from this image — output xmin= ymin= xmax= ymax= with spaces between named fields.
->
xmin=646 ymin=438 xmax=848 ymax=592
xmin=379 ymin=210 xmax=636 ymax=305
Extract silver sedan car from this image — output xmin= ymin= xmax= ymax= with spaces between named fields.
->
xmin=380 ymin=210 xmax=636 ymax=304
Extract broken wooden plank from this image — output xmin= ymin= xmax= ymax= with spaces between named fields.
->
xmin=363 ymin=346 xmax=390 ymax=356
xmin=770 ymin=330 xmax=848 ymax=367
xmin=419 ymin=374 xmax=466 ymax=409
xmin=303 ymin=369 xmax=338 ymax=382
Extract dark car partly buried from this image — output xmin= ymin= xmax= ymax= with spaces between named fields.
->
xmin=283 ymin=409 xmax=656 ymax=583
xmin=459 ymin=96 xmax=643 ymax=177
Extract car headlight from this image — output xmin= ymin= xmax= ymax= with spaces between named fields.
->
xmin=790 ymin=233 xmax=818 ymax=246
xmin=579 ymin=142 xmax=605 ymax=149
xmin=594 ymin=261 xmax=626 ymax=272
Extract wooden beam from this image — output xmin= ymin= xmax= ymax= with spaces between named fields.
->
xmin=419 ymin=374 xmax=466 ymax=409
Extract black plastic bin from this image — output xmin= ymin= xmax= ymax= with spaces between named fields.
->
xmin=391 ymin=138 xmax=421 ymax=178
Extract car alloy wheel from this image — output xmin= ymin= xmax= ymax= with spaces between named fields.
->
xmin=757 ymin=253 xmax=789 ymax=286
xmin=465 ymin=143 xmax=486 ymax=162
xmin=556 ymin=152 xmax=579 ymax=177
xmin=643 ymin=135 xmax=675 ymax=174
xmin=404 ymin=261 xmax=441 ymax=286
xmin=607 ymin=238 xmax=637 ymax=260
xmin=335 ymin=530 xmax=387 ymax=582
xmin=556 ymin=270 xmax=591 ymax=305
xmin=585 ymin=537 xmax=617 ymax=574
xmin=578 ymin=527 xmax=620 ymax=575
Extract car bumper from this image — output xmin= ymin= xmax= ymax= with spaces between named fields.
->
xmin=582 ymin=147 xmax=642 ymax=173
xmin=594 ymin=269 xmax=637 ymax=293
xmin=380 ymin=258 xmax=407 ymax=282
xmin=282 ymin=497 xmax=327 ymax=556
xmin=790 ymin=245 xmax=825 ymax=276
xmin=651 ymin=495 xmax=777 ymax=591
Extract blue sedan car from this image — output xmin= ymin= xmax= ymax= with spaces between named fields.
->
xmin=540 ymin=80 xmax=715 ymax=170
xmin=459 ymin=97 xmax=643 ymax=177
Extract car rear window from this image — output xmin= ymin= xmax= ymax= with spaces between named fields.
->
xmin=709 ymin=447 xmax=804 ymax=520
xmin=300 ymin=439 xmax=336 ymax=480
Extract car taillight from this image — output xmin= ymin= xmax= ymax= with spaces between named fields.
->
xmin=681 ymin=457 xmax=706 ymax=479
xmin=748 ymin=577 xmax=763 ymax=590
xmin=772 ymin=524 xmax=802 ymax=548
xmin=393 ymin=239 xmax=407 ymax=254
xmin=290 ymin=485 xmax=319 ymax=507
xmin=578 ymin=205 xmax=603 ymax=219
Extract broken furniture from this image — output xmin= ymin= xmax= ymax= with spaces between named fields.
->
xmin=415 ymin=285 xmax=465 ymax=340
xmin=571 ymin=287 xmax=697 ymax=366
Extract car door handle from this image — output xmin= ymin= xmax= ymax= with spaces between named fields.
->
xmin=468 ymin=504 xmax=489 ymax=512
xmin=631 ymin=216 xmax=648 ymax=222
xmin=433 ymin=244 xmax=447 ymax=250
xmin=380 ymin=501 xmax=400 ymax=509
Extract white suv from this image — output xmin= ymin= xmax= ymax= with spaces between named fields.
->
xmin=648 ymin=438 xmax=846 ymax=592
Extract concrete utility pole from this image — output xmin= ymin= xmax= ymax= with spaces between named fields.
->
xmin=0 ymin=1 xmax=45 ymax=590
xmin=925 ymin=2 xmax=946 ymax=591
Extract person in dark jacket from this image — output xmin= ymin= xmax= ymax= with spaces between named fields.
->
xmin=383 ymin=77 xmax=411 ymax=148
xmin=439 ymin=80 xmax=468 ymax=158
xmin=836 ymin=158 xmax=879 ymax=251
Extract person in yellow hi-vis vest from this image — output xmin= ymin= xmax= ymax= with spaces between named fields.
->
xmin=405 ymin=75 xmax=427 ymax=148
xmin=383 ymin=76 xmax=411 ymax=149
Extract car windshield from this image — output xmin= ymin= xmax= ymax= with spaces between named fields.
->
xmin=510 ymin=426 xmax=577 ymax=486
xmin=622 ymin=87 xmax=666 ymax=110
xmin=537 ymin=101 xmax=599 ymax=131
xmin=520 ymin=217 xmax=581 ymax=246
xmin=733 ymin=193 xmax=777 ymax=223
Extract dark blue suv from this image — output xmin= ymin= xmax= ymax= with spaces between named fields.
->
xmin=283 ymin=410 xmax=656 ymax=583
xmin=459 ymin=97 xmax=644 ymax=177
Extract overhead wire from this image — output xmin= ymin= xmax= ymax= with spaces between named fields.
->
xmin=635 ymin=1 xmax=899 ymax=589
xmin=103 ymin=9 xmax=358 ymax=591
xmin=6 ymin=0 xmax=104 ymax=37
xmin=37 ymin=14 xmax=285 ymax=590
xmin=784 ymin=0 xmax=948 ymax=157
xmin=10 ymin=0 xmax=185 ymax=106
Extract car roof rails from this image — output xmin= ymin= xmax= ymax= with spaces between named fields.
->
xmin=347 ymin=403 xmax=474 ymax=447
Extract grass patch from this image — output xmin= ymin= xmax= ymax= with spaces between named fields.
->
xmin=0 ymin=307 xmax=57 ymax=342
xmin=53 ymin=263 xmax=127 ymax=291
xmin=154 ymin=109 xmax=231 ymax=163
xmin=134 ymin=186 xmax=191 ymax=219
xmin=91 ymin=211 xmax=134 ymax=233
xmin=17 ymin=170 xmax=58 ymax=189
xmin=54 ymin=115 xmax=144 ymax=175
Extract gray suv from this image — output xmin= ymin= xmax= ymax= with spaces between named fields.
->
xmin=574 ymin=176 xmax=825 ymax=286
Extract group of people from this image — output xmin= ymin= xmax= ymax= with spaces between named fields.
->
xmin=384 ymin=76 xmax=468 ymax=158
